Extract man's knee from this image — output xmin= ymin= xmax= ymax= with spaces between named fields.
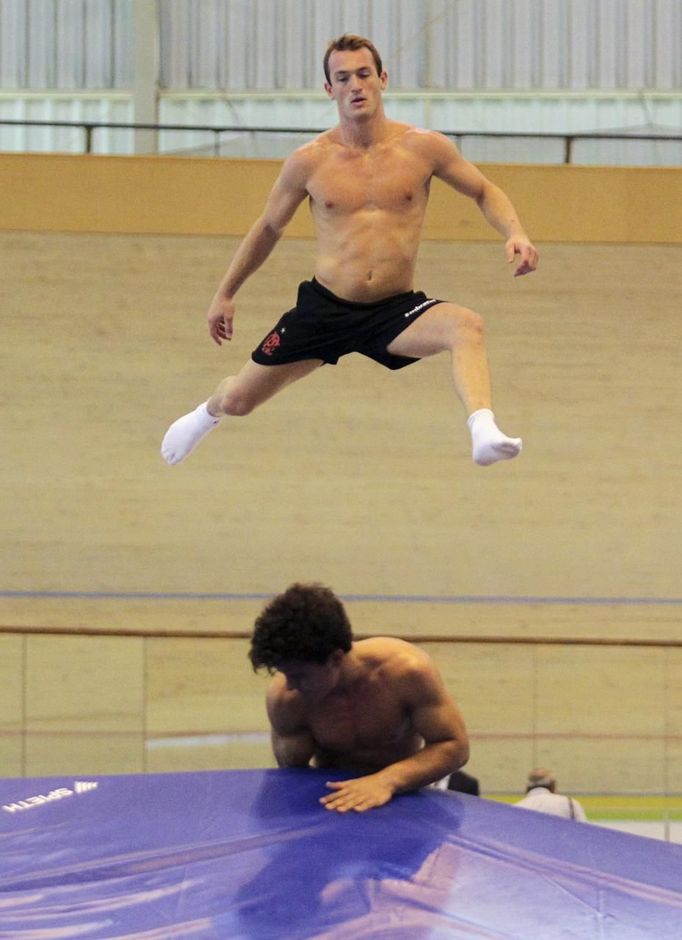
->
xmin=215 ymin=377 xmax=255 ymax=417
xmin=223 ymin=395 xmax=254 ymax=417
xmin=432 ymin=304 xmax=485 ymax=349
xmin=444 ymin=305 xmax=485 ymax=344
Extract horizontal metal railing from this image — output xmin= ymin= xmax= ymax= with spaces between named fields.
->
xmin=1 ymin=118 xmax=680 ymax=163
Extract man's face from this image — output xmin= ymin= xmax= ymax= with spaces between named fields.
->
xmin=277 ymin=652 xmax=343 ymax=698
xmin=324 ymin=47 xmax=387 ymax=120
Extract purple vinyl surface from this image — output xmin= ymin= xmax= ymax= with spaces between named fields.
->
xmin=1 ymin=768 xmax=681 ymax=938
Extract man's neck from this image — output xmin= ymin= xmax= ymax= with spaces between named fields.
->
xmin=337 ymin=111 xmax=389 ymax=150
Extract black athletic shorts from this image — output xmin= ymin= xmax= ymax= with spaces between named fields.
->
xmin=251 ymin=278 xmax=441 ymax=371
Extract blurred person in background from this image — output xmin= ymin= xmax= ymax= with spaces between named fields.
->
xmin=515 ymin=768 xmax=587 ymax=821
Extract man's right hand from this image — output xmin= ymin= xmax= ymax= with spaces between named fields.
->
xmin=207 ymin=296 xmax=236 ymax=345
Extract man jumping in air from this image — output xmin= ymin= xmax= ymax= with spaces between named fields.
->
xmin=162 ymin=33 xmax=538 ymax=468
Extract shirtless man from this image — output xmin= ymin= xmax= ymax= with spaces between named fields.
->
xmin=249 ymin=582 xmax=470 ymax=813
xmin=162 ymin=33 xmax=538 ymax=467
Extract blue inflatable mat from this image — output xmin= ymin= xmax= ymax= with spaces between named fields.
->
xmin=1 ymin=768 xmax=681 ymax=938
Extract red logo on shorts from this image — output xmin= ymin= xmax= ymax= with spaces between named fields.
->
xmin=261 ymin=332 xmax=281 ymax=356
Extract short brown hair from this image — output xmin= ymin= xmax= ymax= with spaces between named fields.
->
xmin=323 ymin=34 xmax=383 ymax=83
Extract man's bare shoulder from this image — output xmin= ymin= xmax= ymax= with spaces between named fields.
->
xmin=284 ymin=131 xmax=339 ymax=171
xmin=274 ymin=132 xmax=342 ymax=194
xmin=357 ymin=638 xmax=452 ymax=714
xmin=383 ymin=118 xmax=417 ymax=138
xmin=399 ymin=125 xmax=458 ymax=156
xmin=356 ymin=636 xmax=433 ymax=678
xmin=378 ymin=124 xmax=461 ymax=178
xmin=266 ymin=674 xmax=306 ymax=729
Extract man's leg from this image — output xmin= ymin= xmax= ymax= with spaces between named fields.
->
xmin=386 ymin=302 xmax=521 ymax=466
xmin=161 ymin=358 xmax=323 ymax=465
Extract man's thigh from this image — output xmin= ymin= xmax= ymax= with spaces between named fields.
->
xmin=385 ymin=302 xmax=466 ymax=358
xmin=232 ymin=357 xmax=324 ymax=410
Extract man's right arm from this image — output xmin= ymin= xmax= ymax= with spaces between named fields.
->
xmin=207 ymin=148 xmax=313 ymax=344
xmin=266 ymin=681 xmax=316 ymax=768
xmin=270 ymin=728 xmax=316 ymax=768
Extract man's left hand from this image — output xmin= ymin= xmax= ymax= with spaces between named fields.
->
xmin=320 ymin=775 xmax=395 ymax=813
xmin=506 ymin=237 xmax=539 ymax=277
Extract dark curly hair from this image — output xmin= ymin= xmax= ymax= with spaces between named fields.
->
xmin=249 ymin=583 xmax=353 ymax=674
xmin=323 ymin=33 xmax=383 ymax=84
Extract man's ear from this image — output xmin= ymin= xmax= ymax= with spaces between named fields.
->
xmin=324 ymin=81 xmax=333 ymax=98
xmin=380 ymin=70 xmax=388 ymax=89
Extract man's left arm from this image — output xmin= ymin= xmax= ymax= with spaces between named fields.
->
xmin=320 ymin=655 xmax=469 ymax=813
xmin=430 ymin=131 xmax=539 ymax=277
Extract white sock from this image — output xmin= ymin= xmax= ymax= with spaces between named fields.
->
xmin=161 ymin=401 xmax=220 ymax=465
xmin=467 ymin=408 xmax=522 ymax=466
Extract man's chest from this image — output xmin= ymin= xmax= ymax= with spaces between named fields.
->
xmin=308 ymin=152 xmax=431 ymax=215
xmin=307 ymin=691 xmax=410 ymax=751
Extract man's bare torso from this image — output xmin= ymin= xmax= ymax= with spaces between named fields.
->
xmin=275 ymin=638 xmax=424 ymax=773
xmin=302 ymin=122 xmax=436 ymax=302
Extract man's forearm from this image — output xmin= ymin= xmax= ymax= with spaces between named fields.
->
xmin=217 ymin=217 xmax=282 ymax=300
xmin=376 ymin=740 xmax=468 ymax=795
xmin=476 ymin=182 xmax=528 ymax=241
